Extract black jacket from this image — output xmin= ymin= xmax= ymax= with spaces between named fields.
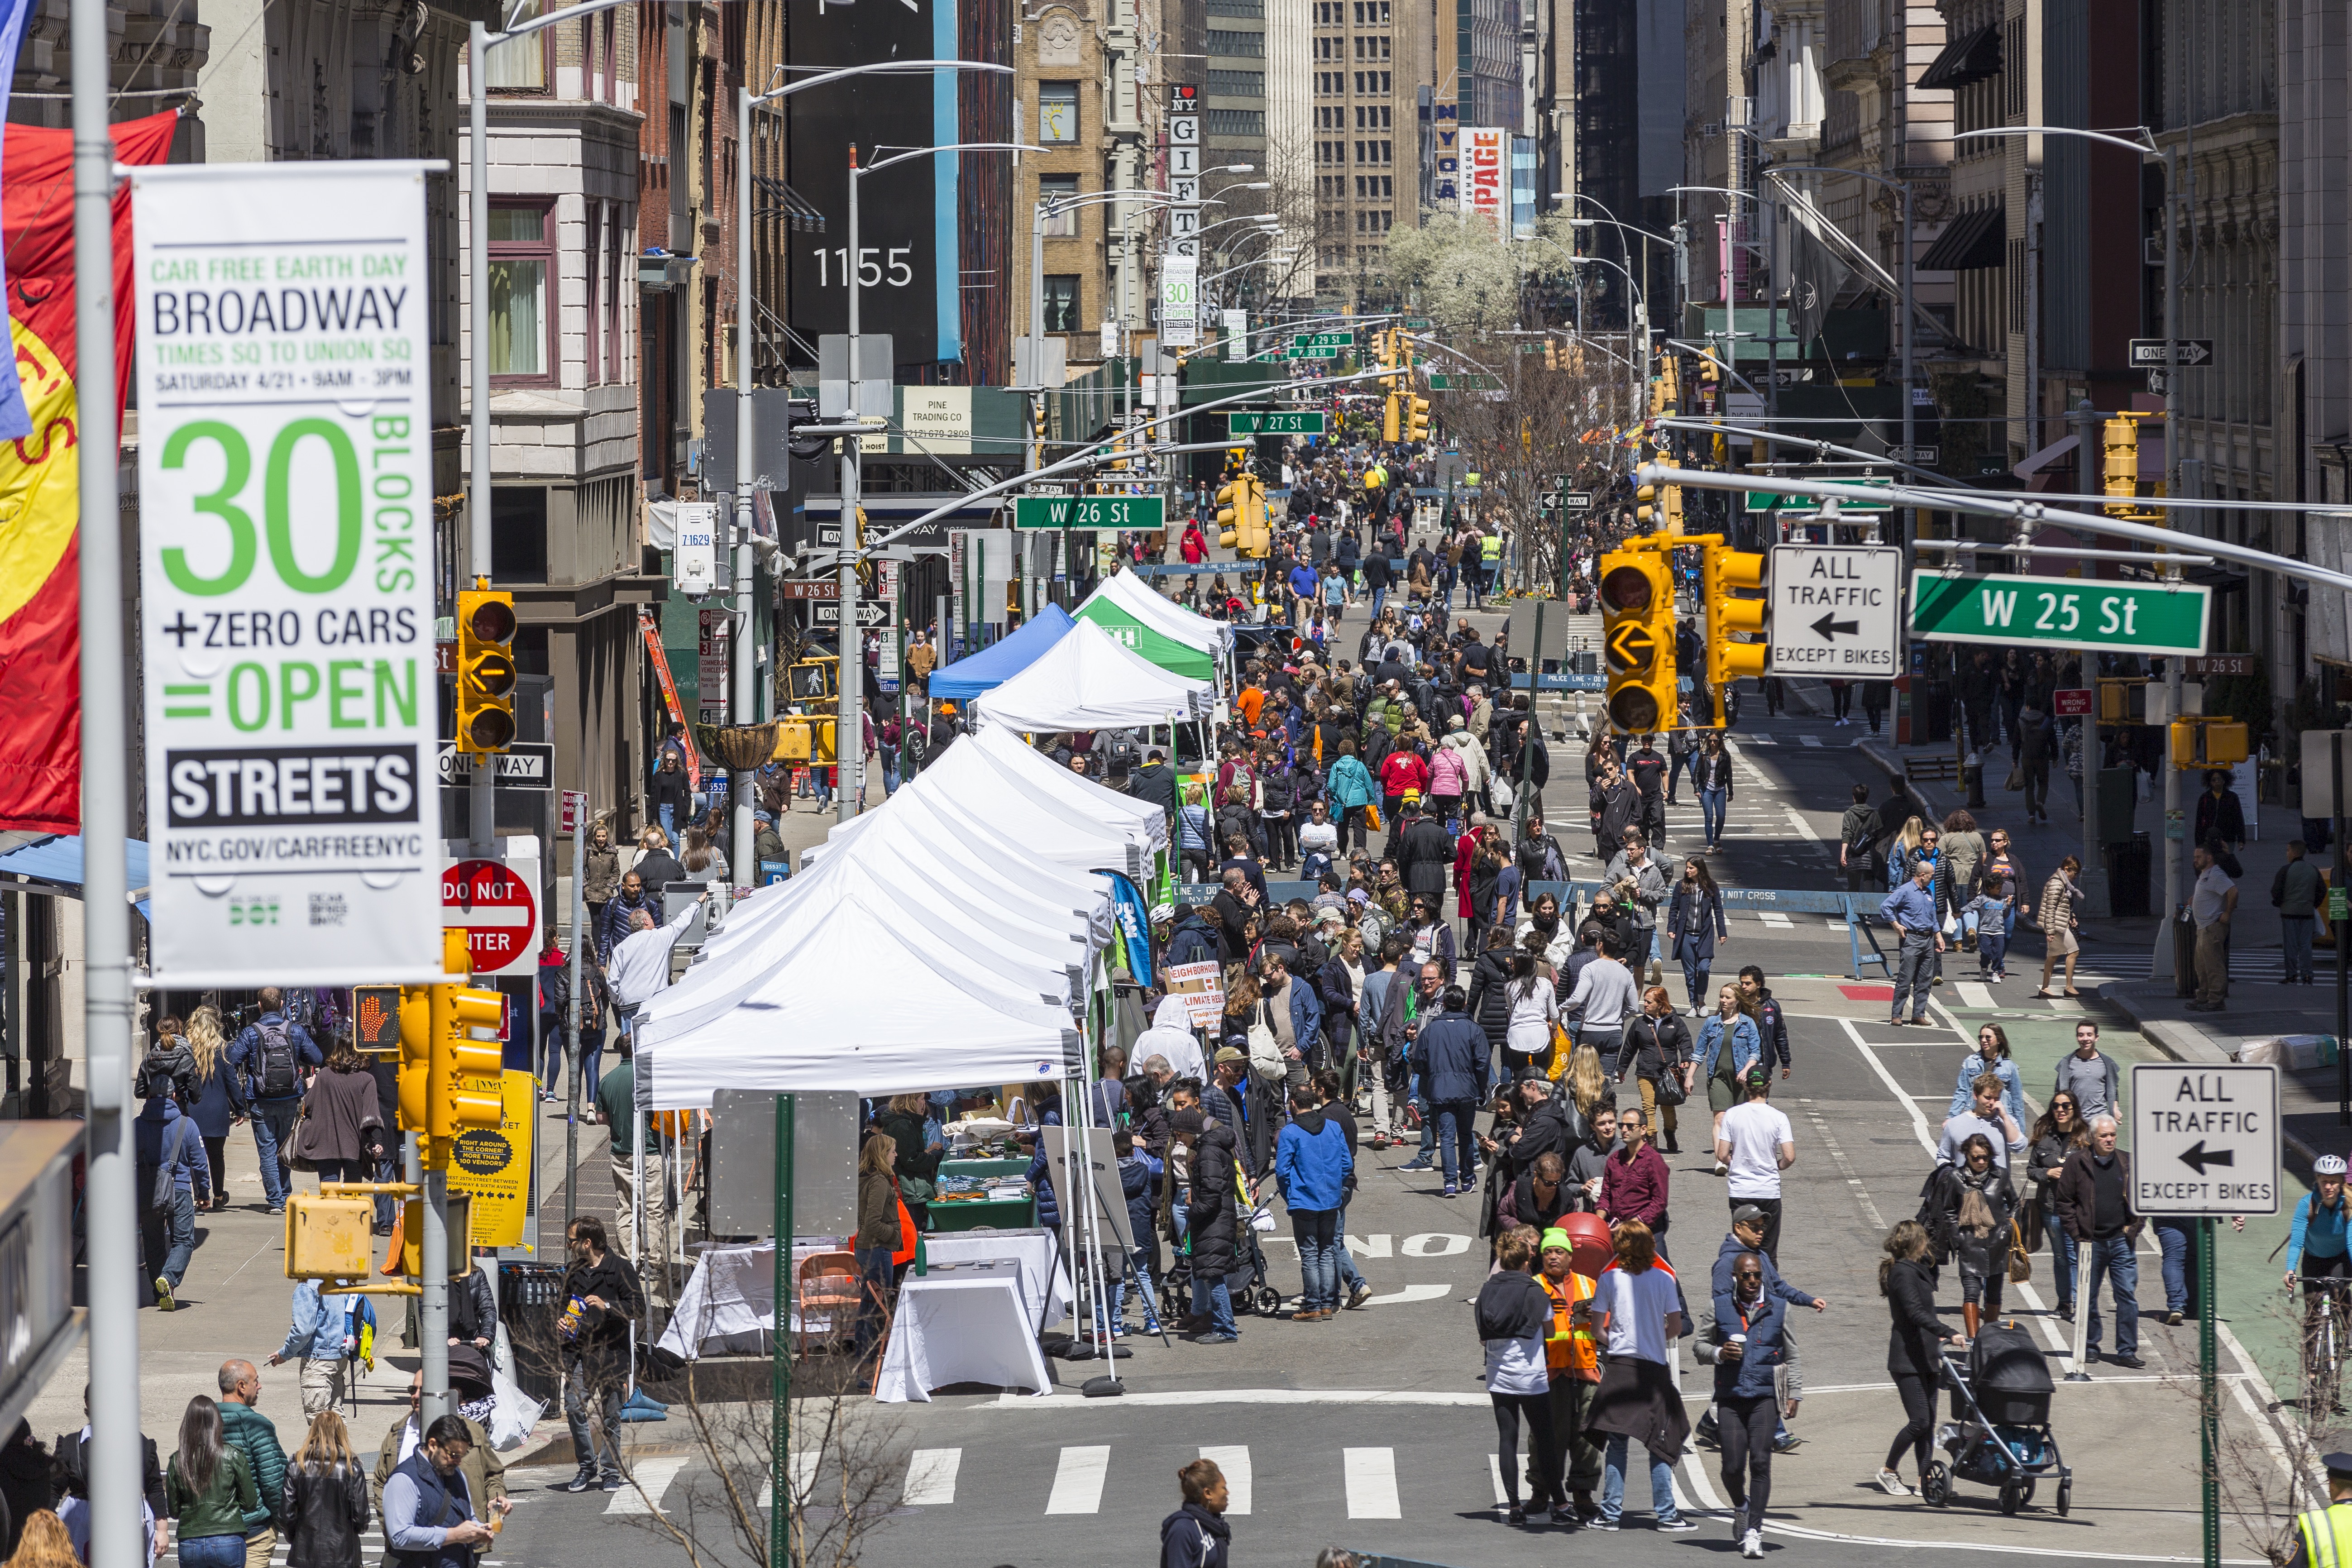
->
xmin=1166 ymin=915 xmax=1219 ymax=971
xmin=1464 ymin=948 xmax=1515 ymax=1047
xmin=282 ymin=1459 xmax=371 ymax=1568
xmin=1188 ymin=1120 xmax=1242 ymax=1280
xmin=559 ymin=1250 xmax=645 ymax=1380
xmin=1129 ymin=762 xmax=1177 ymax=813
xmin=1159 ymin=1502 xmax=1233 ymax=1568
xmin=1884 ymin=1257 xmax=1950 ymax=1378
xmin=1618 ymin=1012 xmax=1692 ymax=1083
xmin=1396 ymin=818 xmax=1456 ymax=899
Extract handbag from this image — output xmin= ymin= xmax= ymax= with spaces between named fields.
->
xmin=2007 ymin=1218 xmax=2033 ymax=1283
xmin=2003 ymin=764 xmax=2023 ymax=792
xmin=1364 ymin=802 xmax=1382 ymax=832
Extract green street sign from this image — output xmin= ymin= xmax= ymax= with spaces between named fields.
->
xmin=1426 ymin=372 xmax=1502 ymax=392
xmin=1229 ymin=411 xmax=1326 ymax=435
xmin=2332 ymin=884 xmax=2350 ymax=924
xmin=1404 ymin=317 xmax=1433 ymax=330
xmin=1908 ymin=570 xmax=2209 ymax=657
xmin=1292 ymin=331 xmax=1352 ymax=349
xmin=1746 ymin=481 xmax=1891 ymax=515
xmin=1013 ymin=494 xmax=1168 ymax=531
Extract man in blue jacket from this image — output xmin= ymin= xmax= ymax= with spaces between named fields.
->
xmin=227 ymin=988 xmax=323 ymax=1215
xmin=135 ymin=1084 xmax=210 ymax=1311
xmin=1408 ymin=984 xmax=1491 ymax=1198
xmin=1275 ymin=1084 xmax=1354 ymax=1321
xmin=1165 ymin=905 xmax=1220 ymax=972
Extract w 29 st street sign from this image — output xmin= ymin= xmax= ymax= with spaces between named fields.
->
xmin=1909 ymin=570 xmax=2209 ymax=657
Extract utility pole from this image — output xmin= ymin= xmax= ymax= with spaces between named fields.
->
xmin=732 ymin=79 xmax=759 ymax=875
xmin=2157 ymin=143 xmax=2184 ymax=977
xmin=839 ymin=145 xmax=867 ymax=824
xmin=72 ymin=0 xmax=142 ymax=1550
xmin=468 ymin=22 xmax=496 ymax=863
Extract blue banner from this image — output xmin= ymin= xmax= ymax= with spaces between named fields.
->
xmin=1105 ymin=871 xmax=1155 ymax=987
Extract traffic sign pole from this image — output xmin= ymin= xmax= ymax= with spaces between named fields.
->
xmin=2200 ymin=1215 xmax=2218 ymax=1568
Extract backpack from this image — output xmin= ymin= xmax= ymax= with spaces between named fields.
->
xmin=254 ymin=1018 xmax=300 ymax=1099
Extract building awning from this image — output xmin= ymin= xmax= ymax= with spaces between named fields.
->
xmin=754 ymin=175 xmax=827 ymax=232
xmin=0 ymin=834 xmax=153 ymax=920
xmin=1918 ymin=21 xmax=2002 ymax=90
xmin=1918 ymin=203 xmax=2006 ymax=271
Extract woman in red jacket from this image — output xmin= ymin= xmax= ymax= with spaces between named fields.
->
xmin=1598 ymin=1108 xmax=1672 ymax=1253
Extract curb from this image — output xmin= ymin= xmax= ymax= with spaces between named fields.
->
xmin=1855 ymin=738 xmax=1938 ymax=827
xmin=2098 ymin=978 xmax=2326 ymax=1178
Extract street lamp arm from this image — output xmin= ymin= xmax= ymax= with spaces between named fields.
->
xmin=1953 ymin=125 xmax=2157 ymax=158
xmin=860 ymin=141 xmax=1047 ymax=178
xmin=1668 ymin=185 xmax=1759 ymax=204
xmin=1649 ymin=417 xmax=1961 ymax=488
xmin=752 ymin=60 xmax=1012 ymax=108
xmin=1660 ymin=339 xmax=1762 ymax=397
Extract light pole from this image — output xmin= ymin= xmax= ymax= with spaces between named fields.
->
xmin=1668 ymin=183 xmax=1771 ymax=423
xmin=1528 ymin=235 xmax=1645 ymax=434
xmin=844 ymin=139 xmax=1040 ymax=817
xmin=1957 ymin=124 xmax=2176 ymax=945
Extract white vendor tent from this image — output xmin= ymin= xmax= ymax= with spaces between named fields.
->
xmin=970 ymin=617 xmax=1215 ymax=735
xmin=1091 ymin=569 xmax=1233 ymax=653
xmin=960 ymin=726 xmax=1169 ymax=853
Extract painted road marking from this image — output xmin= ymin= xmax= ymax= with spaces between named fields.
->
xmin=1344 ymin=1448 xmax=1401 ymax=1518
xmin=605 ymin=1455 xmax=690 ymax=1516
xmin=1200 ymin=1446 xmax=1252 ymax=1514
xmin=1045 ymin=1446 xmax=1112 ymax=1515
xmin=902 ymin=1448 xmax=961 ymax=1506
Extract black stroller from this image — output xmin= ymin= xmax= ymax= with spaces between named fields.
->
xmin=1921 ymin=1324 xmax=2073 ymax=1516
xmin=1158 ymin=1195 xmax=1285 ymax=1322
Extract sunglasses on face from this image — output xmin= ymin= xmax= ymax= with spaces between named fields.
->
xmin=1735 ymin=1270 xmax=1763 ymax=1282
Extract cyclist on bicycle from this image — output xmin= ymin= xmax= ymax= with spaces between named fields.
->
xmin=2288 ymin=1156 xmax=2352 ymax=1290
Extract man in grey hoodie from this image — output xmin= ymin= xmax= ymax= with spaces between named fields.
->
xmin=2053 ymin=1020 xmax=2121 ymax=1122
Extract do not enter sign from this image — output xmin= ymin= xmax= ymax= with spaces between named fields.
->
xmin=444 ymin=859 xmax=538 ymax=976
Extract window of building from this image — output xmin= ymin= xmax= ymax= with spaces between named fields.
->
xmin=1207 ymin=68 xmax=1264 ymax=97
xmin=486 ymin=202 xmax=553 ymax=382
xmin=1207 ymin=29 xmax=1265 ymax=56
xmin=1043 ymin=274 xmax=1080 ymax=331
xmin=1205 ymin=109 xmax=1263 ymax=135
xmin=486 ymin=0 xmax=549 ymax=90
xmin=1040 ymin=173 xmax=1080 ymax=234
xmin=491 ymin=486 xmax=548 ymax=584
xmin=1038 ymin=82 xmax=1079 ymax=143
xmin=584 ymin=204 xmax=601 ymax=382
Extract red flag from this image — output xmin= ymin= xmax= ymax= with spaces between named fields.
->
xmin=0 ymin=110 xmax=178 ymax=832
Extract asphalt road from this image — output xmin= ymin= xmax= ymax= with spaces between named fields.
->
xmin=479 ymin=655 xmax=2300 ymax=1568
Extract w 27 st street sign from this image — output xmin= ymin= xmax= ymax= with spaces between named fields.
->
xmin=1909 ymin=570 xmax=2209 ymax=657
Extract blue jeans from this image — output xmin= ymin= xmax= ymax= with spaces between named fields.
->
xmin=1601 ymin=1429 xmax=1681 ymax=1524
xmin=1292 ymin=1208 xmax=1340 ymax=1312
xmin=658 ymin=801 xmax=678 ymax=841
xmin=2284 ymin=914 xmax=2317 ymax=982
xmin=2155 ymin=1219 xmax=2194 ymax=1314
xmin=2085 ymin=1233 xmax=2140 ymax=1357
xmin=1434 ymin=1100 xmax=1478 ymax=1186
xmin=374 ymin=1148 xmax=400 ymax=1229
xmin=175 ymin=1534 xmax=247 ymax=1568
xmin=1681 ymin=957 xmax=1711 ymax=1012
xmin=2047 ymin=1212 xmax=2078 ymax=1309
xmin=1192 ymin=1271 xmax=1237 ymax=1336
xmin=1369 ymin=584 xmax=1388 ymax=621
xmin=1114 ymin=1247 xmax=1161 ymax=1330
xmin=250 ymin=1101 xmax=301 ymax=1206
xmin=1891 ymin=934 xmax=1935 ymax=1021
xmin=539 ymin=1014 xmax=566 ymax=1085
xmin=1334 ymin=1200 xmax=1367 ymax=1292
xmin=1979 ymin=929 xmax=2008 ymax=976
xmin=1699 ymin=785 xmax=1729 ymax=846
xmin=161 ymin=1184 xmax=196 ymax=1286
xmin=577 ymin=1029 xmax=605 ymax=1104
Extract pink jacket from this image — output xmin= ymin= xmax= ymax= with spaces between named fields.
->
xmin=1427 ymin=745 xmax=1468 ymax=798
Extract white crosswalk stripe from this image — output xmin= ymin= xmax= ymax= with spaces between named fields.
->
xmin=1755 ymin=912 xmax=1794 ymax=927
xmin=902 ymin=1447 xmax=962 ymax=1506
xmin=1199 ymin=1445 xmax=1253 ymax=1515
xmin=1343 ymin=1447 xmax=1401 ymax=1518
xmin=1045 ymin=1445 xmax=1113 ymax=1515
xmin=1955 ymin=980 xmax=1995 ymax=1008
xmin=605 ymin=1454 xmax=691 ymax=1516
xmin=1799 ymin=734 xmax=1823 ymax=748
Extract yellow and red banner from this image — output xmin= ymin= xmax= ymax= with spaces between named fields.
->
xmin=0 ymin=111 xmax=178 ymax=832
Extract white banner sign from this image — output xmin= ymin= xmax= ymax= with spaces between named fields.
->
xmin=133 ymin=161 xmax=448 ymax=987
xmin=1462 ymin=127 xmax=1506 ymax=224
xmin=1160 ymin=255 xmax=1198 ymax=347
xmin=1224 ymin=308 xmax=1248 ymax=361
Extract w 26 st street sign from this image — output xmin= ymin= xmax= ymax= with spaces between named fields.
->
xmin=1909 ymin=570 xmax=2209 ymax=657
xmin=1012 ymin=495 xmax=1167 ymax=531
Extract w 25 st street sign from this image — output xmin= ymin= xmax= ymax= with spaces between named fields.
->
xmin=1909 ymin=570 xmax=2209 ymax=657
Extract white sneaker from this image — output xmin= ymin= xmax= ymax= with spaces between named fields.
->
xmin=1743 ymin=1527 xmax=1764 ymax=1558
xmin=1875 ymin=1468 xmax=1911 ymax=1496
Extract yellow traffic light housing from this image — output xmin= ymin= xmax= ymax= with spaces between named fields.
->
xmin=394 ymin=983 xmax=432 ymax=1133
xmin=1404 ymin=392 xmax=1429 ymax=443
xmin=454 ymin=585 xmax=517 ymax=754
xmin=1217 ymin=478 xmax=1245 ymax=550
xmin=2170 ymin=717 xmax=2249 ymax=770
xmin=1635 ymin=483 xmax=1656 ymax=527
xmin=1599 ymin=541 xmax=1677 ymax=734
xmin=432 ymin=982 xmax=506 ymax=1141
xmin=1383 ymin=394 xmax=1401 ymax=444
xmin=1701 ymin=539 xmax=1770 ymax=705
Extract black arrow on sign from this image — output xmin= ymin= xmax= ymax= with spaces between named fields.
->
xmin=1810 ymin=613 xmax=1860 ymax=641
xmin=2177 ymin=1140 xmax=2234 ymax=1176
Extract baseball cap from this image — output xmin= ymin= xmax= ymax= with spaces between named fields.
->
xmin=1214 ymin=1046 xmax=1248 ymax=1066
xmin=1731 ymin=1204 xmax=1769 ymax=1229
xmin=1744 ymin=1062 xmax=1770 ymax=1089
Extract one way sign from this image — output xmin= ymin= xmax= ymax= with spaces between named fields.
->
xmin=2127 ymin=338 xmax=2214 ymax=368
xmin=2129 ymin=1062 xmax=2279 ymax=1216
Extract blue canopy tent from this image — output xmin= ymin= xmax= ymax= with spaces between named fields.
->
xmin=928 ymin=602 xmax=1078 ymax=702
xmin=0 ymin=835 xmax=154 ymax=920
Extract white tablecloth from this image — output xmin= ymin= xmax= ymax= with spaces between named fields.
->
xmin=657 ymin=1242 xmax=843 ymax=1360
xmin=920 ymin=1228 xmax=1071 ymax=1328
xmin=873 ymin=1274 xmax=1055 ymax=1403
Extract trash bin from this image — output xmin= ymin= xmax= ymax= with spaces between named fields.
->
xmin=2103 ymin=833 xmax=2151 ymax=919
xmin=499 ymin=1263 xmax=567 ymax=1407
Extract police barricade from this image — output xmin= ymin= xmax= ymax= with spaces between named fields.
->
xmin=1177 ymin=880 xmax=1323 ymax=909
xmin=1537 ymin=880 xmax=1888 ymax=981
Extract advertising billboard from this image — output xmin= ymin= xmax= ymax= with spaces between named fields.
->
xmin=786 ymin=0 xmax=961 ymax=366
xmin=1461 ymin=127 xmax=1506 ymax=226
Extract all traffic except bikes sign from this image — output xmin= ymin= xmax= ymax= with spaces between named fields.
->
xmin=2128 ymin=1063 xmax=2280 ymax=1216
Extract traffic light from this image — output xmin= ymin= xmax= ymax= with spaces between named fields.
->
xmin=454 ymin=585 xmax=517 ymax=754
xmin=1403 ymin=391 xmax=1429 ymax=443
xmin=2170 ymin=717 xmax=2249 ymax=770
xmin=1217 ymin=476 xmax=1245 ymax=550
xmin=1635 ymin=482 xmax=1657 ymax=527
xmin=430 ymin=976 xmax=506 ymax=1143
xmin=1701 ymin=538 xmax=1769 ymax=706
xmin=1599 ymin=540 xmax=1676 ymax=734
xmin=1544 ymin=340 xmax=1558 ymax=371
xmin=394 ymin=981 xmax=432 ymax=1133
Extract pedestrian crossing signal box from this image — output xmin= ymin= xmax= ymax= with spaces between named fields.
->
xmin=352 ymin=985 xmax=402 ymax=1054
xmin=774 ymin=657 xmax=839 ymax=765
xmin=284 ymin=1195 xmax=376 ymax=1281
